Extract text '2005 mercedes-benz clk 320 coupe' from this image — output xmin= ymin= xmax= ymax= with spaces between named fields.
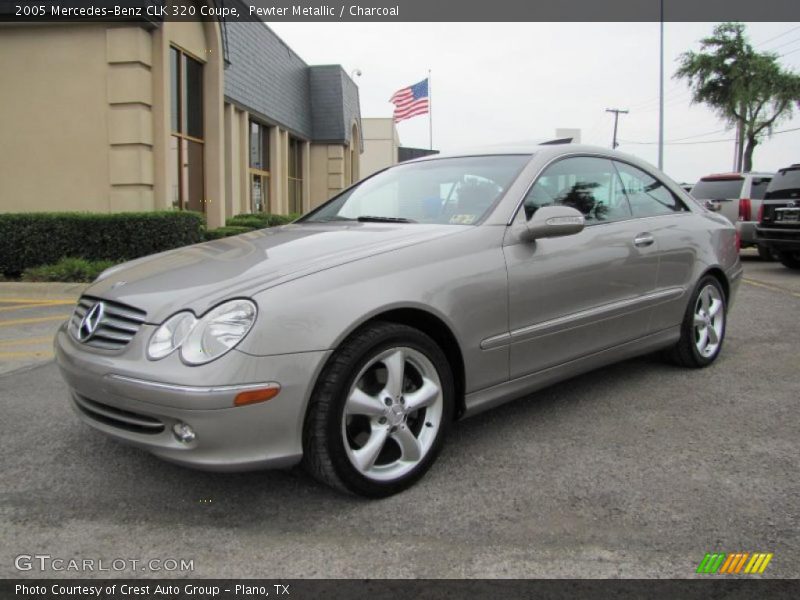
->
xmin=55 ymin=144 xmax=741 ymax=497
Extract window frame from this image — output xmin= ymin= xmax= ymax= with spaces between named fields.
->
xmin=249 ymin=120 xmax=271 ymax=213
xmin=170 ymin=45 xmax=205 ymax=213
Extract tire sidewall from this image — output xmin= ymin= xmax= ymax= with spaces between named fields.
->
xmin=324 ymin=325 xmax=454 ymax=497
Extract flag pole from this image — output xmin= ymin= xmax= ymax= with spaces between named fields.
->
xmin=428 ymin=69 xmax=433 ymax=150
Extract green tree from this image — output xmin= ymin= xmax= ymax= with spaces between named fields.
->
xmin=675 ymin=22 xmax=800 ymax=172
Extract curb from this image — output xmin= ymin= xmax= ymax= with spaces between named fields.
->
xmin=0 ymin=282 xmax=87 ymax=301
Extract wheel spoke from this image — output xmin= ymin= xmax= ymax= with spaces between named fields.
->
xmin=404 ymin=377 xmax=440 ymax=412
xmin=392 ymin=426 xmax=422 ymax=462
xmin=701 ymin=289 xmax=711 ymax=312
xmin=707 ymin=325 xmax=719 ymax=345
xmin=352 ymin=426 xmax=389 ymax=472
xmin=696 ymin=327 xmax=708 ymax=352
xmin=382 ymin=349 xmax=406 ymax=398
xmin=709 ymin=299 xmax=722 ymax=318
xmin=346 ymin=388 xmax=386 ymax=417
xmin=693 ymin=314 xmax=706 ymax=328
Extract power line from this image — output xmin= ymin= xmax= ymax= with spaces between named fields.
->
xmin=619 ymin=126 xmax=800 ymax=146
xmin=755 ymin=25 xmax=800 ymax=48
xmin=764 ymin=36 xmax=800 ymax=53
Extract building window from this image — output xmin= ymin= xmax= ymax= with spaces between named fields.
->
xmin=170 ymin=46 xmax=204 ymax=213
xmin=249 ymin=121 xmax=271 ymax=213
xmin=288 ymin=136 xmax=304 ymax=214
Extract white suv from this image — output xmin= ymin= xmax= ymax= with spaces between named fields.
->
xmin=691 ymin=172 xmax=773 ymax=259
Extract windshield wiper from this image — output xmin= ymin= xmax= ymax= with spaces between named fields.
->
xmin=312 ymin=215 xmax=356 ymax=222
xmin=356 ymin=216 xmax=417 ymax=223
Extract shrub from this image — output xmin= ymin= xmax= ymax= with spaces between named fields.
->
xmin=203 ymin=226 xmax=255 ymax=241
xmin=21 ymin=257 xmax=118 ymax=283
xmin=226 ymin=213 xmax=299 ymax=229
xmin=0 ymin=211 xmax=205 ymax=277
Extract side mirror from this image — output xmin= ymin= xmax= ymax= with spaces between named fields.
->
xmin=523 ymin=206 xmax=585 ymax=241
xmin=704 ymin=200 xmax=721 ymax=212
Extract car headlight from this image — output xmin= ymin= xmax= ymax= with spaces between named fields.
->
xmin=180 ymin=299 xmax=258 ymax=365
xmin=147 ymin=311 xmax=197 ymax=360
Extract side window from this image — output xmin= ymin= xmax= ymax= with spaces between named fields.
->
xmin=523 ymin=156 xmax=632 ymax=224
xmin=749 ymin=177 xmax=771 ymax=200
xmin=614 ymin=161 xmax=688 ymax=217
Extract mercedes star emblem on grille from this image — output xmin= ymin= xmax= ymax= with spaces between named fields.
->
xmin=77 ymin=302 xmax=105 ymax=342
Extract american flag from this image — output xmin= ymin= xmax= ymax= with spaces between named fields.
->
xmin=389 ymin=78 xmax=429 ymax=123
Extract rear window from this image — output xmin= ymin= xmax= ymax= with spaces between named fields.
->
xmin=691 ymin=178 xmax=744 ymax=200
xmin=749 ymin=177 xmax=771 ymax=200
xmin=765 ymin=169 xmax=800 ymax=200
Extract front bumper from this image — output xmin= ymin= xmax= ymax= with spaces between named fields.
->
xmin=54 ymin=324 xmax=331 ymax=471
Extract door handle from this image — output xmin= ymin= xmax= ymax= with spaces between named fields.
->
xmin=633 ymin=233 xmax=655 ymax=247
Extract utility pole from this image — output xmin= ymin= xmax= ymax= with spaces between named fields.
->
xmin=606 ymin=108 xmax=629 ymax=149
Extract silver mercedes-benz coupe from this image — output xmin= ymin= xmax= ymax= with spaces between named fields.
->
xmin=55 ymin=144 xmax=741 ymax=497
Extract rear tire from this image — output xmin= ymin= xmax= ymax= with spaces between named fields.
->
xmin=665 ymin=275 xmax=727 ymax=368
xmin=757 ymin=244 xmax=776 ymax=261
xmin=777 ymin=251 xmax=800 ymax=270
xmin=302 ymin=321 xmax=454 ymax=497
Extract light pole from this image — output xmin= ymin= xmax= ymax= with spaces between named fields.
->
xmin=658 ymin=0 xmax=665 ymax=170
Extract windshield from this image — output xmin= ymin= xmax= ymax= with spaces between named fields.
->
xmin=302 ymin=155 xmax=530 ymax=225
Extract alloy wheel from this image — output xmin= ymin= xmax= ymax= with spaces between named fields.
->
xmin=693 ymin=284 xmax=724 ymax=358
xmin=341 ymin=346 xmax=443 ymax=482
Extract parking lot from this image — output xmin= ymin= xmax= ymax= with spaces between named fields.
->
xmin=1 ymin=254 xmax=798 ymax=579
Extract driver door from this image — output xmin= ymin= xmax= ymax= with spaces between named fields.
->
xmin=503 ymin=156 xmax=660 ymax=379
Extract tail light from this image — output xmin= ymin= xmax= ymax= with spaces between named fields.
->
xmin=738 ymin=198 xmax=752 ymax=221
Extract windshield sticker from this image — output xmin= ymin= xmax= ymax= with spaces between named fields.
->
xmin=449 ymin=214 xmax=477 ymax=224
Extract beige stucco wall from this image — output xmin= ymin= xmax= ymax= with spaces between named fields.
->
xmin=360 ymin=118 xmax=399 ymax=178
xmin=1 ymin=19 xmax=354 ymax=223
xmin=0 ymin=25 xmax=112 ymax=212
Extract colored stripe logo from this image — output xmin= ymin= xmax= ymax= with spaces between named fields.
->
xmin=696 ymin=552 xmax=773 ymax=574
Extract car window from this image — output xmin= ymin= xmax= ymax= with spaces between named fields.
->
xmin=749 ymin=177 xmax=771 ymax=200
xmin=765 ymin=168 xmax=800 ymax=200
xmin=522 ymin=156 xmax=632 ymax=224
xmin=614 ymin=161 xmax=688 ymax=217
xmin=304 ymin=155 xmax=530 ymax=225
xmin=690 ymin=178 xmax=744 ymax=200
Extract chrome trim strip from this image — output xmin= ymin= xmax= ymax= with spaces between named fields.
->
xmin=479 ymin=287 xmax=685 ymax=350
xmin=105 ymin=374 xmax=281 ymax=395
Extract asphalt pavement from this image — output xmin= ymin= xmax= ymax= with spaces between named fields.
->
xmin=1 ymin=256 xmax=798 ymax=578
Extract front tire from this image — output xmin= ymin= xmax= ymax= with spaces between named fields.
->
xmin=777 ymin=251 xmax=800 ymax=270
xmin=302 ymin=322 xmax=454 ymax=497
xmin=665 ymin=275 xmax=727 ymax=368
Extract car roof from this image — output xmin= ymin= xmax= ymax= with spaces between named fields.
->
xmin=407 ymin=143 xmax=642 ymax=161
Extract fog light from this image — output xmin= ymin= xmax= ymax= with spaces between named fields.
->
xmin=172 ymin=422 xmax=196 ymax=444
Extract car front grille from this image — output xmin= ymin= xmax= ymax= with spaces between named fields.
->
xmin=73 ymin=394 xmax=165 ymax=435
xmin=68 ymin=296 xmax=147 ymax=350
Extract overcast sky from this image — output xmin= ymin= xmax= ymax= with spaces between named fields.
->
xmin=269 ymin=22 xmax=800 ymax=183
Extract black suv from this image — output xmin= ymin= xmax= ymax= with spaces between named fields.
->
xmin=756 ymin=164 xmax=800 ymax=270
